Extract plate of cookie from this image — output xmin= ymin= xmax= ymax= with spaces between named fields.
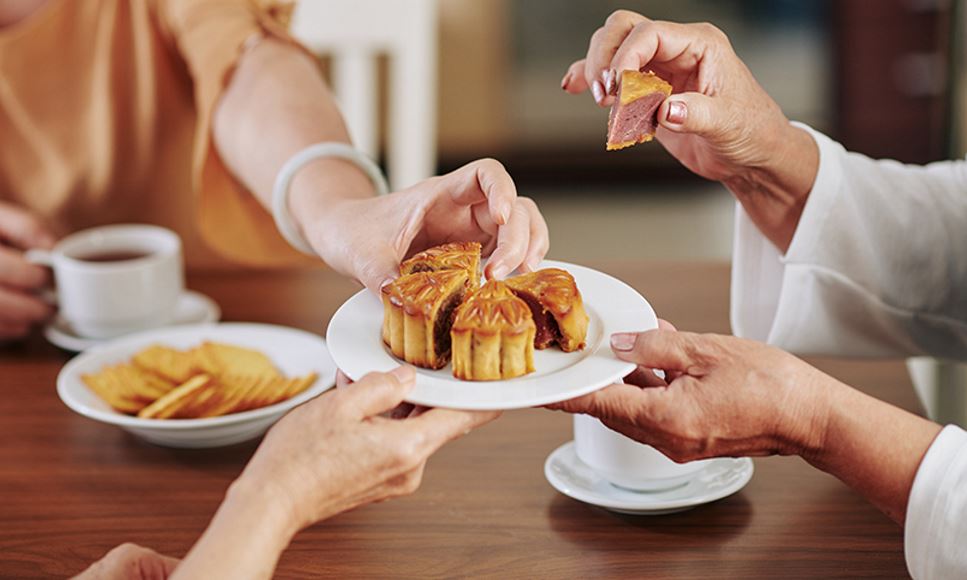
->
xmin=326 ymin=243 xmax=657 ymax=410
xmin=57 ymin=323 xmax=336 ymax=448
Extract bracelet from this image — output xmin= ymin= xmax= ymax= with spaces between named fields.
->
xmin=271 ymin=142 xmax=390 ymax=255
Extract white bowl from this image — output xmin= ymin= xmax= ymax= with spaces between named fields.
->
xmin=57 ymin=323 xmax=337 ymax=448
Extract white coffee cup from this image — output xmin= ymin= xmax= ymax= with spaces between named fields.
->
xmin=574 ymin=414 xmax=709 ymax=492
xmin=27 ymin=225 xmax=184 ymax=339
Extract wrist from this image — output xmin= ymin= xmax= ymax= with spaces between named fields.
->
xmin=287 ymin=156 xmax=377 ymax=239
xmin=224 ymin=475 xmax=302 ymax=543
xmin=777 ymin=371 xmax=841 ymax=462
xmin=723 ymin=123 xmax=818 ymax=252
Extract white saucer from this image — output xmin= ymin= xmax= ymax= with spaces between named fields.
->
xmin=45 ymin=290 xmax=221 ymax=352
xmin=326 ymin=260 xmax=657 ymax=410
xmin=544 ymin=441 xmax=754 ymax=515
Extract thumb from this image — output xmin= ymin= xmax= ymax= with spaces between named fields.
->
xmin=355 ymin=245 xmax=402 ymax=297
xmin=610 ymin=329 xmax=700 ymax=372
xmin=657 ymin=92 xmax=727 ymax=140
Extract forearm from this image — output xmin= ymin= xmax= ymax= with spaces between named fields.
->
xmin=803 ymin=379 xmax=942 ymax=524
xmin=213 ymin=37 xmax=376 ymax=235
xmin=171 ymin=478 xmax=299 ymax=580
xmin=722 ymin=123 xmax=819 ymax=253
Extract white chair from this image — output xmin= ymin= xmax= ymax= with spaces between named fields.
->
xmin=290 ymin=0 xmax=438 ymax=191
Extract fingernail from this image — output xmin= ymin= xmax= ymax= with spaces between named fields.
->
xmin=611 ymin=333 xmax=636 ymax=351
xmin=390 ymin=365 xmax=416 ymax=382
xmin=526 ymin=257 xmax=541 ymax=271
xmin=600 ymin=70 xmax=609 ymax=83
xmin=499 ymin=203 xmax=512 ymax=225
xmin=605 ymin=69 xmax=616 ymax=94
xmin=666 ymin=100 xmax=687 ymax=125
xmin=560 ymin=72 xmax=571 ymax=90
xmin=488 ymin=263 xmax=509 ymax=280
xmin=591 ymin=80 xmax=605 ymax=104
xmin=379 ymin=278 xmax=396 ymax=293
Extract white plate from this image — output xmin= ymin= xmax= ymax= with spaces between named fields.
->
xmin=544 ymin=441 xmax=754 ymax=515
xmin=326 ymin=260 xmax=656 ymax=410
xmin=57 ymin=323 xmax=336 ymax=448
xmin=45 ymin=290 xmax=221 ymax=353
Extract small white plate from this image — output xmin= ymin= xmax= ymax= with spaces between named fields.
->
xmin=57 ymin=323 xmax=336 ymax=448
xmin=45 ymin=290 xmax=221 ymax=352
xmin=326 ymin=260 xmax=657 ymax=410
xmin=544 ymin=441 xmax=754 ymax=515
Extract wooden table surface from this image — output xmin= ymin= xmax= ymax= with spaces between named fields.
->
xmin=0 ymin=262 xmax=918 ymax=579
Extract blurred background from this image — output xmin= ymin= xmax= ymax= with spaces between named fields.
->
xmin=294 ymin=0 xmax=960 ymax=264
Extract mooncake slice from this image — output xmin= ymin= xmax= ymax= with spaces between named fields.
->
xmin=504 ymin=268 xmax=589 ymax=352
xmin=451 ymin=280 xmax=536 ymax=381
xmin=606 ymin=70 xmax=673 ymax=151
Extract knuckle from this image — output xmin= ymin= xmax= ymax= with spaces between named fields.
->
xmin=697 ymin=21 xmax=728 ymax=44
xmin=391 ymin=434 xmax=425 ymax=470
xmin=606 ymin=9 xmax=636 ymax=27
xmin=473 ymin=157 xmax=506 ymax=175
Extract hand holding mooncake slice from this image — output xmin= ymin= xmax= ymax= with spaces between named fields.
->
xmin=606 ymin=70 xmax=673 ymax=151
xmin=451 ymin=280 xmax=536 ymax=381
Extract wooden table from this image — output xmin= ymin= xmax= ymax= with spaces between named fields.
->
xmin=0 ymin=262 xmax=918 ymax=578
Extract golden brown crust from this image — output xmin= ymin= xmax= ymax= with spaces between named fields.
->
xmin=504 ymin=268 xmax=590 ymax=352
xmin=618 ymin=70 xmax=672 ymax=106
xmin=451 ymin=280 xmax=536 ymax=381
xmin=382 ymin=270 xmax=469 ymax=369
xmin=401 ymin=241 xmax=482 ymax=288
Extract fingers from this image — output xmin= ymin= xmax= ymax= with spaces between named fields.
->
xmin=341 ymin=366 xmax=416 ymax=418
xmin=0 ymin=203 xmax=56 ymax=250
xmin=443 ymin=159 xmax=516 ymax=227
xmin=610 ymin=329 xmax=701 ymax=372
xmin=484 ymin=199 xmax=530 ymax=280
xmin=354 ymin=245 xmax=402 ymax=297
xmin=0 ymin=246 xmax=49 ymax=290
xmin=656 ymin=92 xmax=728 ymax=140
xmin=585 ymin=10 xmax=648 ymax=106
xmin=548 ymin=382 xmax=660 ymax=421
xmin=520 ymin=198 xmax=549 ymax=272
xmin=561 ymin=59 xmax=589 ymax=94
xmin=657 ymin=318 xmax=677 ymax=331
xmin=0 ymin=286 xmax=52 ymax=326
xmin=623 ymin=367 xmax=668 ymax=388
xmin=609 ymin=20 xmax=716 ymax=82
xmin=406 ymin=408 xmax=501 ymax=453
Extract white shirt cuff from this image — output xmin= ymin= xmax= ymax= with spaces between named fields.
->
xmin=904 ymin=425 xmax=967 ymax=579
xmin=729 ymin=122 xmax=844 ymax=345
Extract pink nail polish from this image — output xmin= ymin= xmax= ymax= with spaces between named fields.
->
xmin=610 ymin=333 xmax=635 ymax=351
xmin=667 ymin=101 xmax=687 ymax=125
xmin=605 ymin=69 xmax=616 ymax=94
xmin=591 ymin=80 xmax=605 ymax=104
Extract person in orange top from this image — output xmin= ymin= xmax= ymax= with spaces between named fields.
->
xmin=0 ymin=0 xmax=548 ymax=340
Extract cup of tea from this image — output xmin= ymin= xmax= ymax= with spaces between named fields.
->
xmin=26 ymin=224 xmax=184 ymax=339
xmin=573 ymin=414 xmax=710 ymax=492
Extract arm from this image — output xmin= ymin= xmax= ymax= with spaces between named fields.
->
xmin=77 ymin=367 xmax=498 ymax=579
xmin=164 ymin=1 xmax=548 ymax=289
xmin=732 ymin=126 xmax=967 ymax=358
xmin=563 ymin=11 xmax=967 ymax=358
xmin=552 ymin=328 xmax=967 ymax=578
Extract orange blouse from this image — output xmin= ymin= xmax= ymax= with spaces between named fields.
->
xmin=0 ymin=0 xmax=309 ymax=269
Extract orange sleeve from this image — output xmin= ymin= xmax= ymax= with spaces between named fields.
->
xmin=158 ymin=0 xmax=316 ymax=268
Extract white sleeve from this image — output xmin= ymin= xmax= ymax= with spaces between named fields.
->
xmin=730 ymin=123 xmax=967 ymax=358
xmin=905 ymin=425 xmax=967 ymax=579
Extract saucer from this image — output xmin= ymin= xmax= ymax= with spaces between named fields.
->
xmin=44 ymin=290 xmax=221 ymax=352
xmin=544 ymin=441 xmax=754 ymax=515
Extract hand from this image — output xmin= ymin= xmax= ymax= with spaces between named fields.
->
xmin=561 ymin=11 xmax=818 ymax=250
xmin=73 ymin=543 xmax=179 ymax=580
xmin=235 ymin=366 xmax=500 ymax=533
xmin=297 ymin=159 xmax=549 ymax=295
xmin=0 ymin=202 xmax=56 ymax=339
xmin=549 ymin=327 xmax=834 ymax=462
